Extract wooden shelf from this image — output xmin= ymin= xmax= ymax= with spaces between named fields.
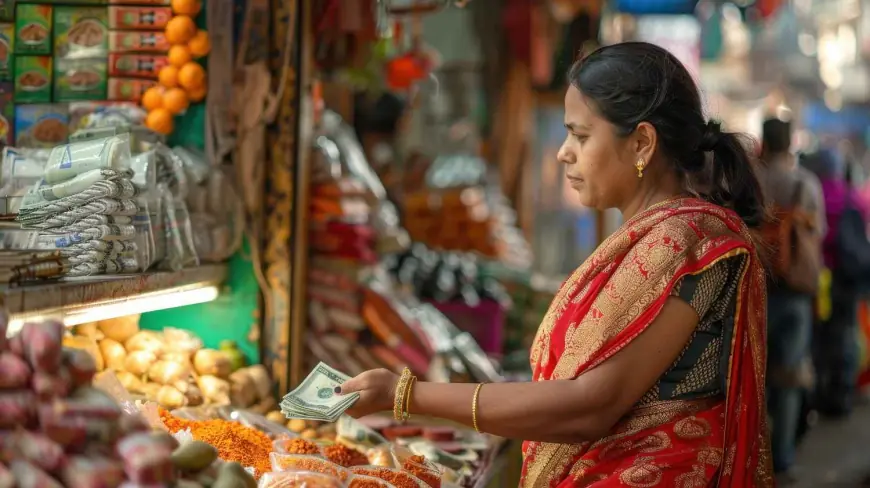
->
xmin=1 ymin=264 xmax=228 ymax=317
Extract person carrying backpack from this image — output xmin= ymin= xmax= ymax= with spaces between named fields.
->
xmin=757 ymin=118 xmax=826 ymax=483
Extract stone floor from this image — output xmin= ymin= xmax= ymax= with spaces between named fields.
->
xmin=793 ymin=403 xmax=870 ymax=487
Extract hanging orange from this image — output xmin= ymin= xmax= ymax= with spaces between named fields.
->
xmin=165 ymin=15 xmax=197 ymax=45
xmin=188 ymin=85 xmax=207 ymax=102
xmin=146 ymin=108 xmax=174 ymax=135
xmin=158 ymin=65 xmax=180 ymax=88
xmin=177 ymin=62 xmax=205 ymax=91
xmin=141 ymin=86 xmax=164 ymax=111
xmin=172 ymin=0 xmax=202 ymax=16
xmin=162 ymin=87 xmax=190 ymax=115
xmin=168 ymin=45 xmax=192 ymax=68
xmin=187 ymin=30 xmax=211 ymax=58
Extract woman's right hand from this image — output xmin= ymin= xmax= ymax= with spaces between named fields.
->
xmin=337 ymin=368 xmax=400 ymax=418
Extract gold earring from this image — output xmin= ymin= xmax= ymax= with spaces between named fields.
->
xmin=635 ymin=158 xmax=645 ymax=178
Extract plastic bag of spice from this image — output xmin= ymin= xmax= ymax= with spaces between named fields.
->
xmin=389 ymin=447 xmax=442 ymax=488
xmin=269 ymin=453 xmax=350 ymax=482
xmin=258 ymin=470 xmax=344 ymax=488
xmin=273 ymin=438 xmax=320 ymax=456
xmin=349 ymin=466 xmax=428 ymax=488
xmin=347 ymin=474 xmax=398 ymax=488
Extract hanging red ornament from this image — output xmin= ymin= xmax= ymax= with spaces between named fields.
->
xmin=385 ymin=52 xmax=429 ymax=90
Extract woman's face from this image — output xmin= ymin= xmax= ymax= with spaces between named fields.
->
xmin=558 ymin=86 xmax=641 ymax=209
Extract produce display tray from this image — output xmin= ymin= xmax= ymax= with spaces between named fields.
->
xmin=0 ymin=264 xmax=227 ymax=316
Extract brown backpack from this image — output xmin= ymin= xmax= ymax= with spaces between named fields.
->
xmin=760 ymin=180 xmax=823 ymax=294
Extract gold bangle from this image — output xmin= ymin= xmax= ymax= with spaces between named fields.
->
xmin=472 ymin=383 xmax=484 ymax=433
xmin=403 ymin=376 xmax=416 ymax=421
xmin=393 ymin=368 xmax=412 ymax=421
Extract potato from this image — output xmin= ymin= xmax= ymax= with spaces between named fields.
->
xmin=156 ymin=385 xmax=186 ymax=409
xmin=228 ymin=370 xmax=257 ymax=407
xmin=98 ymin=315 xmax=140 ymax=343
xmin=124 ymin=350 xmax=157 ymax=376
xmin=99 ymin=339 xmax=127 ymax=371
xmin=148 ymin=360 xmax=191 ymax=385
xmin=125 ymin=331 xmax=165 ymax=355
xmin=193 ymin=349 xmax=231 ymax=378
xmin=116 ymin=371 xmax=145 ymax=394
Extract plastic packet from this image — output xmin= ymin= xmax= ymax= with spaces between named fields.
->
xmin=91 ymin=370 xmax=139 ymax=416
xmin=365 ymin=446 xmax=395 ymax=468
xmin=69 ymin=102 xmax=146 ymax=131
xmin=337 ymin=415 xmax=388 ymax=448
xmin=44 ymin=134 xmax=132 ymax=185
xmin=173 ymin=146 xmax=210 ymax=185
xmin=1 ymin=147 xmax=48 ymax=193
xmin=154 ymin=143 xmax=188 ymax=199
xmin=390 ymin=447 xmax=441 ymax=488
xmin=258 ymin=471 xmax=344 ymax=488
xmin=348 ymin=466 xmax=428 ymax=488
xmin=130 ymin=150 xmax=157 ymax=191
xmin=269 ymin=454 xmax=350 ymax=481
xmin=347 ymin=474 xmax=398 ymax=488
xmin=226 ymin=409 xmax=297 ymax=439
xmin=135 ymin=188 xmax=163 ymax=271
xmin=160 ymin=183 xmax=199 ymax=270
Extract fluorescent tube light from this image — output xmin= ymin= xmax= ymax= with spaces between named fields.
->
xmin=6 ymin=284 xmax=220 ymax=337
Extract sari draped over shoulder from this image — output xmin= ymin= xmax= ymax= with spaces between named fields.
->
xmin=521 ymin=198 xmax=773 ymax=488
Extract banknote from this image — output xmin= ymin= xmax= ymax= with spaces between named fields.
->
xmin=280 ymin=362 xmax=360 ymax=422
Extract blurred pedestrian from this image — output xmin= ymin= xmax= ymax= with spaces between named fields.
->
xmin=757 ymin=118 xmax=825 ymax=481
xmin=811 ymin=148 xmax=870 ymax=419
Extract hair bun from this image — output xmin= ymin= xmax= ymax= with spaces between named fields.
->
xmin=699 ymin=120 xmax=722 ymax=152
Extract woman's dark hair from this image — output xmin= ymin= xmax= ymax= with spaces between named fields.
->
xmin=567 ymin=42 xmax=766 ymax=227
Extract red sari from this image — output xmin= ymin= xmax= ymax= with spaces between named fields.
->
xmin=521 ymin=198 xmax=773 ymax=488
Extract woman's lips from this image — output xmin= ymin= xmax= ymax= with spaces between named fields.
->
xmin=566 ymin=175 xmax=583 ymax=184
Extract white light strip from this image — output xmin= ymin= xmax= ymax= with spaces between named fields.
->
xmin=6 ymin=285 xmax=220 ymax=337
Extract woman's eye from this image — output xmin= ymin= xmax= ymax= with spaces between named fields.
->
xmin=572 ymin=133 xmax=587 ymax=142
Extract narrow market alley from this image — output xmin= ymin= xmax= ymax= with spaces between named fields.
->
xmin=796 ymin=404 xmax=870 ymax=487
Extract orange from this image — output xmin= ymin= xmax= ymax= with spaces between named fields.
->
xmin=168 ymin=45 xmax=192 ymax=68
xmin=177 ymin=62 xmax=205 ymax=91
xmin=165 ymin=15 xmax=197 ymax=45
xmin=172 ymin=0 xmax=202 ymax=16
xmin=146 ymin=108 xmax=174 ymax=135
xmin=141 ymin=86 xmax=164 ymax=111
xmin=188 ymin=84 xmax=207 ymax=102
xmin=158 ymin=65 xmax=179 ymax=88
xmin=187 ymin=30 xmax=211 ymax=58
xmin=162 ymin=87 xmax=190 ymax=115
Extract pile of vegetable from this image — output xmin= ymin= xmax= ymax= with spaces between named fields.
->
xmin=0 ymin=315 xmax=256 ymax=487
xmin=64 ymin=315 xmax=276 ymax=411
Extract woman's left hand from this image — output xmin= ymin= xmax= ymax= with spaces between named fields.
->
xmin=338 ymin=368 xmax=400 ymax=418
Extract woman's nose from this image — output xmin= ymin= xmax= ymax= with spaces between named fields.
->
xmin=557 ymin=143 xmax=573 ymax=165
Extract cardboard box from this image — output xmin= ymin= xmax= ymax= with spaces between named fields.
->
xmin=0 ymin=1 xmax=15 ymax=23
xmin=107 ymin=77 xmax=156 ymax=102
xmin=54 ymin=6 xmax=108 ymax=60
xmin=15 ymin=104 xmax=69 ymax=148
xmin=108 ymin=53 xmax=167 ymax=78
xmin=15 ymin=4 xmax=52 ymax=55
xmin=54 ymin=57 xmax=107 ymax=101
xmin=0 ymin=82 xmax=11 ymax=145
xmin=0 ymin=23 xmax=12 ymax=82
xmin=107 ymin=6 xmax=171 ymax=30
xmin=14 ymin=55 xmax=51 ymax=103
xmin=108 ymin=30 xmax=169 ymax=53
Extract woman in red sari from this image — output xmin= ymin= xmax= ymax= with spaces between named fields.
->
xmin=338 ymin=42 xmax=773 ymax=487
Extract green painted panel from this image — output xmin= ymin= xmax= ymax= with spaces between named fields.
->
xmin=139 ymin=241 xmax=261 ymax=364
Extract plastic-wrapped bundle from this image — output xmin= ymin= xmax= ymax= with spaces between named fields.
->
xmin=15 ymin=136 xmax=155 ymax=277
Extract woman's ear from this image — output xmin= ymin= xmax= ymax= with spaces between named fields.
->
xmin=634 ymin=121 xmax=658 ymax=162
